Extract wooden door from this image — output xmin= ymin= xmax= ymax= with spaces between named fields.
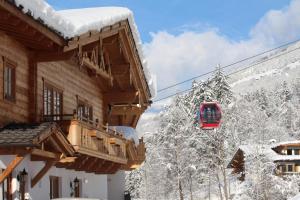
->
xmin=49 ymin=176 xmax=60 ymax=199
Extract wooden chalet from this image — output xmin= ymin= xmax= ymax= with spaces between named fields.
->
xmin=0 ymin=1 xmax=152 ymax=199
xmin=228 ymin=141 xmax=300 ymax=181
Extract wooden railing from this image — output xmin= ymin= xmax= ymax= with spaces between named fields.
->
xmin=43 ymin=113 xmax=127 ymax=163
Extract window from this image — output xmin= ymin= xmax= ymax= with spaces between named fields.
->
xmin=294 ymin=149 xmax=300 ymax=155
xmin=287 ymin=149 xmax=293 ymax=155
xmin=77 ymin=99 xmax=93 ymax=123
xmin=43 ymin=82 xmax=63 ymax=121
xmin=287 ymin=164 xmax=294 ymax=172
xmin=282 ymin=165 xmax=287 ymax=172
xmin=3 ymin=59 xmax=16 ymax=102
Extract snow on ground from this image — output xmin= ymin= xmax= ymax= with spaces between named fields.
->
xmin=14 ymin=0 xmax=156 ymax=97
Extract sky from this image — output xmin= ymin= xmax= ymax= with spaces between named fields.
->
xmin=48 ymin=0 xmax=290 ymax=42
xmin=47 ymin=0 xmax=300 ymax=134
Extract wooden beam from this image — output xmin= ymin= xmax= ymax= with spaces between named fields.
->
xmin=76 ymin=157 xmax=94 ymax=171
xmin=31 ymin=160 xmax=56 ymax=188
xmin=58 ymin=157 xmax=77 ymax=163
xmin=31 ymin=149 xmax=60 ymax=160
xmin=111 ymin=105 xmax=144 ymax=116
xmin=104 ymin=91 xmax=138 ymax=104
xmin=0 ymin=154 xmax=25 ymax=184
xmin=63 ymin=25 xmax=124 ymax=52
xmin=91 ymin=159 xmax=106 ymax=172
xmin=0 ymin=1 xmax=65 ymax=46
xmin=48 ymin=136 xmax=66 ymax=158
xmin=0 ymin=148 xmax=29 ymax=155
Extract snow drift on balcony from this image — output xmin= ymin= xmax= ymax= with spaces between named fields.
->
xmin=13 ymin=0 xmax=156 ymax=97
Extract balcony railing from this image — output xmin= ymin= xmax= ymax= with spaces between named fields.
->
xmin=43 ymin=113 xmax=127 ymax=164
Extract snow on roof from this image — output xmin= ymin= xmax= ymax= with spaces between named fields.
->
xmin=13 ymin=0 xmax=156 ymax=97
xmin=110 ymin=126 xmax=139 ymax=145
xmin=271 ymin=140 xmax=300 ymax=148
xmin=239 ymin=144 xmax=300 ymax=162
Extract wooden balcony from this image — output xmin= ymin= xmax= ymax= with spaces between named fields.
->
xmin=43 ymin=114 xmax=146 ymax=173
xmin=43 ymin=114 xmax=128 ymax=165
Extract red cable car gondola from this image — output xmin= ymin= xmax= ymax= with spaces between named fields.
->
xmin=199 ymin=102 xmax=222 ymax=129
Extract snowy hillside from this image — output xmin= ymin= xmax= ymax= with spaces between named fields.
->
xmin=229 ymin=41 xmax=300 ymax=93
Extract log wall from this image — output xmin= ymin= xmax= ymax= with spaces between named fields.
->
xmin=0 ymin=31 xmax=30 ymax=125
xmin=37 ymin=61 xmax=104 ymax=124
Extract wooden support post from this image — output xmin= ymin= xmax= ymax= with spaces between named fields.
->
xmin=31 ymin=161 xmax=56 ymax=188
xmin=0 ymin=154 xmax=25 ymax=184
xmin=31 ymin=149 xmax=60 ymax=160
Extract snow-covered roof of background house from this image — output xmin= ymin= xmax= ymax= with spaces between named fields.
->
xmin=239 ymin=144 xmax=300 ymax=162
xmin=271 ymin=140 xmax=300 ymax=148
xmin=13 ymin=0 xmax=156 ymax=97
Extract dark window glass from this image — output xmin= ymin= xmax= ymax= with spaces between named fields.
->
xmin=294 ymin=149 xmax=300 ymax=155
xmin=287 ymin=165 xmax=293 ymax=172
xmin=287 ymin=149 xmax=293 ymax=155
xmin=3 ymin=62 xmax=16 ymax=102
xmin=282 ymin=165 xmax=287 ymax=172
xmin=43 ymin=84 xmax=63 ymax=121
xmin=77 ymin=100 xmax=93 ymax=123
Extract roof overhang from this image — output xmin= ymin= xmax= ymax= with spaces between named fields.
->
xmin=0 ymin=1 xmax=65 ymax=51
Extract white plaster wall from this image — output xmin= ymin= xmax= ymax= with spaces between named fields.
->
xmin=0 ymin=155 xmax=108 ymax=200
xmin=107 ymin=171 xmax=125 ymax=200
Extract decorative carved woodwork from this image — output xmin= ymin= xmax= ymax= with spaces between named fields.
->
xmin=77 ymin=42 xmax=113 ymax=86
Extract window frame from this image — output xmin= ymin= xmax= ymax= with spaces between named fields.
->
xmin=287 ymin=149 xmax=293 ymax=155
xmin=43 ymin=80 xmax=63 ymax=121
xmin=3 ymin=57 xmax=16 ymax=103
xmin=76 ymin=96 xmax=93 ymax=124
xmin=287 ymin=164 xmax=294 ymax=172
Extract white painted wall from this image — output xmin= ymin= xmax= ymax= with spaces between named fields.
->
xmin=107 ymin=171 xmax=125 ymax=200
xmin=0 ymin=155 xmax=109 ymax=200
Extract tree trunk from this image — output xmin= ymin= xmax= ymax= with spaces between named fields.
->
xmin=189 ymin=175 xmax=193 ymax=200
xmin=216 ymin=172 xmax=223 ymax=200
xmin=178 ymin=179 xmax=184 ymax=200
xmin=208 ymin=174 xmax=211 ymax=200
xmin=222 ymin=165 xmax=229 ymax=200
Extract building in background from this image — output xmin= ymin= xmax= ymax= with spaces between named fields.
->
xmin=228 ymin=141 xmax=300 ymax=181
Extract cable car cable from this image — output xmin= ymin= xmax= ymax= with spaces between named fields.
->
xmin=153 ymin=45 xmax=300 ymax=103
xmin=157 ymin=37 xmax=300 ymax=93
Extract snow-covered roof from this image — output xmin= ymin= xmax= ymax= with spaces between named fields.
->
xmin=13 ymin=0 xmax=156 ymax=97
xmin=238 ymin=144 xmax=300 ymax=162
xmin=271 ymin=140 xmax=300 ymax=148
xmin=110 ymin=126 xmax=139 ymax=145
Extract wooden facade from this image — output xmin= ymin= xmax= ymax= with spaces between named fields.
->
xmin=0 ymin=0 xmax=150 ymax=188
